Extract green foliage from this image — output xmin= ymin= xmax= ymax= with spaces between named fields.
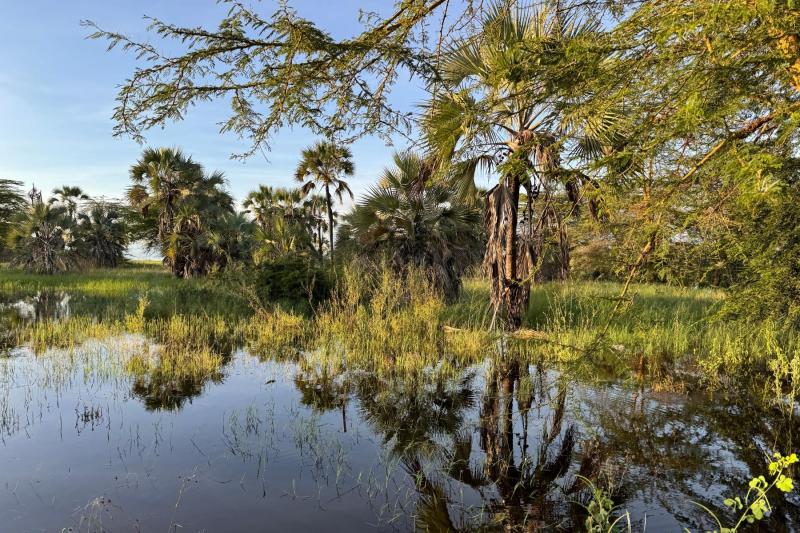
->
xmin=7 ymin=194 xmax=75 ymax=274
xmin=722 ymin=175 xmax=800 ymax=327
xmin=313 ymin=261 xmax=491 ymax=371
xmin=245 ymin=185 xmax=324 ymax=262
xmin=696 ymin=452 xmax=797 ymax=532
xmin=127 ymin=147 xmax=239 ymax=277
xmin=254 ymin=256 xmax=330 ymax=305
xmin=0 ymin=179 xmax=26 ymax=253
xmin=84 ymin=2 xmax=453 ymax=152
xmin=74 ymin=201 xmax=128 ymax=268
xmin=294 ymin=140 xmax=354 ymax=261
xmin=580 ymin=477 xmax=631 ymax=533
xmin=338 ymin=151 xmax=483 ymax=301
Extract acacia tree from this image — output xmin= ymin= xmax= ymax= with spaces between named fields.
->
xmin=82 ymin=1 xmax=497 ymax=154
xmin=559 ymin=0 xmax=800 ymax=325
xmin=294 ymin=141 xmax=355 ymax=262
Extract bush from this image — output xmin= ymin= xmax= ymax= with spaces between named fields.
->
xmin=254 ymin=256 xmax=330 ymax=304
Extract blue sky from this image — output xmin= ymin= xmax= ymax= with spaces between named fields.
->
xmin=0 ymin=1 xmax=426 ymax=207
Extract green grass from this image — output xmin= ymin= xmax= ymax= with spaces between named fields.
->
xmin=0 ymin=262 xmax=250 ymax=319
xmin=0 ymin=261 xmax=173 ymax=294
xmin=442 ymin=277 xmax=800 ymax=394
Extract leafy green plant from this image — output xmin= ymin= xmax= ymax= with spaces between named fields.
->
xmin=694 ymin=452 xmax=797 ymax=532
xmin=578 ymin=476 xmax=631 ymax=533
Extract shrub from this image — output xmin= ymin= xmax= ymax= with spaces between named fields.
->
xmin=254 ymin=256 xmax=330 ymax=304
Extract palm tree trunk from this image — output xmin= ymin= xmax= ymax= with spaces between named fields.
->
xmin=325 ymin=184 xmax=334 ymax=263
xmin=317 ymin=216 xmax=324 ymax=261
xmin=504 ymin=173 xmax=526 ymax=329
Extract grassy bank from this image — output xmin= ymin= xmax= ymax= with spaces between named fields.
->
xmin=0 ymin=261 xmax=248 ymax=318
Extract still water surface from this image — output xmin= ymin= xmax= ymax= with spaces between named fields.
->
xmin=1 ymin=291 xmax=799 ymax=532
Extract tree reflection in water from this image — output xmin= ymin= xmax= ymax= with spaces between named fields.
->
xmin=128 ymin=333 xmax=234 ymax=411
xmin=288 ymin=352 xmax=800 ymax=531
xmin=130 ymin=363 xmax=227 ymax=411
xmin=293 ymin=356 xmax=602 ymax=531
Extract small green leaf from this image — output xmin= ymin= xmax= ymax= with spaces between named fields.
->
xmin=777 ymin=475 xmax=794 ymax=493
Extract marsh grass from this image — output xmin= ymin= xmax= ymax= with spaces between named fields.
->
xmin=313 ymin=264 xmax=493 ymax=373
xmin=4 ymin=264 xmax=800 ymax=398
xmin=18 ymin=316 xmax=124 ymax=354
xmin=244 ymin=308 xmax=309 ymax=360
xmin=0 ymin=262 xmax=248 ymax=319
xmin=439 ymin=278 xmax=800 ymax=397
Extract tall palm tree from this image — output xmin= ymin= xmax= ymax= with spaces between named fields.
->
xmin=294 ymin=141 xmax=355 ymax=262
xmin=128 ymin=147 xmax=203 ymax=252
xmin=339 ymin=152 xmax=483 ymax=301
xmin=302 ymin=194 xmax=328 ymax=261
xmin=7 ymin=199 xmax=73 ymax=274
xmin=422 ymin=3 xmax=613 ymax=329
xmin=50 ymin=185 xmax=89 ymax=222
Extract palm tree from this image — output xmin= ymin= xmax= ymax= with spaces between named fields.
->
xmin=166 ymin=173 xmax=235 ymax=278
xmin=294 ymin=141 xmax=355 ymax=262
xmin=243 ymin=185 xmax=278 ymax=232
xmin=128 ymin=147 xmax=203 ymax=252
xmin=302 ymin=194 xmax=328 ymax=261
xmin=7 ymin=197 xmax=73 ymax=274
xmin=422 ymin=4 xmax=613 ymax=329
xmin=245 ymin=186 xmax=319 ymax=263
xmin=339 ymin=152 xmax=483 ymax=301
xmin=128 ymin=147 xmax=235 ymax=277
xmin=49 ymin=185 xmax=89 ymax=222
xmin=74 ymin=201 xmax=128 ymax=268
xmin=207 ymin=211 xmax=257 ymax=268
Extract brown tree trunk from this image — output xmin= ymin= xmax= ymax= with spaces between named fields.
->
xmin=483 ymin=170 xmax=531 ymax=331
xmin=316 ymin=210 xmax=324 ymax=261
xmin=504 ymin=173 xmax=527 ymax=330
xmin=325 ymin=184 xmax=334 ymax=263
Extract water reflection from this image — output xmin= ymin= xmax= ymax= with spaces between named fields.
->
xmin=2 ymin=299 xmax=800 ymax=530
xmin=130 ymin=359 xmax=228 ymax=410
xmin=0 ymin=290 xmax=71 ymax=324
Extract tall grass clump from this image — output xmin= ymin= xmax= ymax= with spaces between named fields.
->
xmin=18 ymin=316 xmax=125 ymax=354
xmin=315 ymin=263 xmax=442 ymax=367
xmin=244 ymin=308 xmax=309 ymax=360
xmin=313 ymin=262 xmax=489 ymax=371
